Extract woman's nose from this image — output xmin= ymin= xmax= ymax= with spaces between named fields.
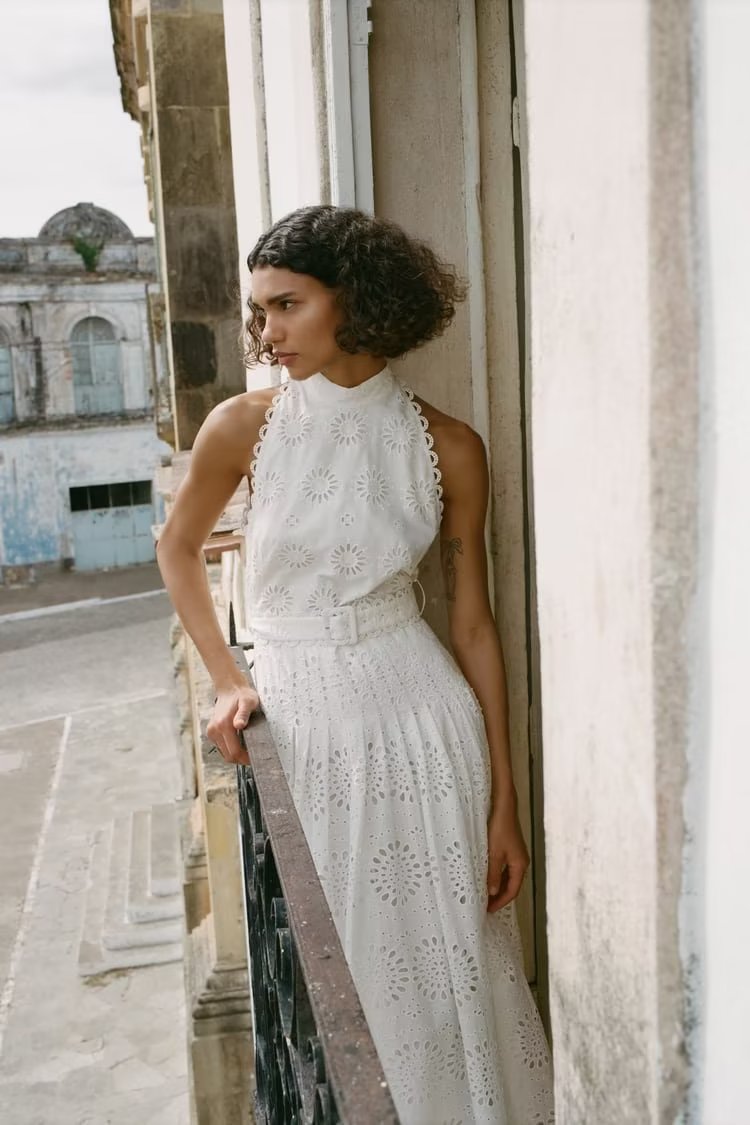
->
xmin=261 ymin=313 xmax=284 ymax=347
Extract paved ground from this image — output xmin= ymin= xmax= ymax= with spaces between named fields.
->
xmin=0 ymin=561 xmax=165 ymax=615
xmin=0 ymin=568 xmax=190 ymax=1125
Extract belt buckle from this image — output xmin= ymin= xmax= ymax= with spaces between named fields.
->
xmin=326 ymin=604 xmax=358 ymax=645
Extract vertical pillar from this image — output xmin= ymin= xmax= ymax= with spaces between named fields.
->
xmin=148 ymin=0 xmax=245 ymax=449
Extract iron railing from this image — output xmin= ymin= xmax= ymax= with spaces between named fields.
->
xmin=232 ymin=647 xmax=399 ymax=1125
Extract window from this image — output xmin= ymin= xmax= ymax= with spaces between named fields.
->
xmin=69 ymin=481 xmax=152 ymax=511
xmin=0 ymin=329 xmax=14 ymax=424
xmin=70 ymin=317 xmax=123 ymax=415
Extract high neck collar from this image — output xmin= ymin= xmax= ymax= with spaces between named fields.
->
xmin=299 ymin=364 xmax=395 ymax=406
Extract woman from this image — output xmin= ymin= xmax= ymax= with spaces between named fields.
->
xmin=157 ymin=205 xmax=554 ymax=1124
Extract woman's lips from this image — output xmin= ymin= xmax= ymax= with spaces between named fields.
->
xmin=275 ymin=352 xmax=298 ymax=365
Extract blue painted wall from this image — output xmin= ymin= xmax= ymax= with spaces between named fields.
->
xmin=0 ymin=426 xmax=169 ymax=568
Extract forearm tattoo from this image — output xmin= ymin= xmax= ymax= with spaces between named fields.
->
xmin=440 ymin=537 xmax=464 ymax=602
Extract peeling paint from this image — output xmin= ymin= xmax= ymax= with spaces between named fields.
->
xmin=0 ymin=426 xmax=169 ymax=568
xmin=0 ymin=220 xmax=171 ymax=570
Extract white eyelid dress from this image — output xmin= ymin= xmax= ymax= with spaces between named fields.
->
xmin=244 ymin=364 xmax=554 ymax=1124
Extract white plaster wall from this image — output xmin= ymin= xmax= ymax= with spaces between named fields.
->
xmin=260 ymin=0 xmax=321 ymax=224
xmin=223 ymin=0 xmax=269 ymax=317
xmin=521 ymin=2 xmax=659 ymax=1119
xmin=0 ymin=424 xmax=169 ymax=565
xmin=702 ymin=1 xmax=750 ymax=1118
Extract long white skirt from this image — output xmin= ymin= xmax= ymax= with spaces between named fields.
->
xmin=253 ymin=616 xmax=555 ymax=1125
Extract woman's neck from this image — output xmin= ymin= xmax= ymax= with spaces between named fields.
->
xmin=319 ymin=353 xmax=388 ymax=389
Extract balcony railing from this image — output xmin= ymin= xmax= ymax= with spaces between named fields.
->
xmin=232 ymin=647 xmax=399 ymax=1125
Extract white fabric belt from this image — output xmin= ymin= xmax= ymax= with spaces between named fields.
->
xmin=250 ymin=585 xmax=424 ymax=646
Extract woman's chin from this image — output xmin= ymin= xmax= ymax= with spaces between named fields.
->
xmin=287 ymin=364 xmax=317 ymax=380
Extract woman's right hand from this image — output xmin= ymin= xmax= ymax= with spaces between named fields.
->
xmin=206 ymin=682 xmax=261 ymax=766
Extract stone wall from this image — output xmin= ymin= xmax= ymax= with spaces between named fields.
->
xmin=0 ymin=237 xmax=154 ymax=276
xmin=147 ymin=0 xmax=245 ymax=449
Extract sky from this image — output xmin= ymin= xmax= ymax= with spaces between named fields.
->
xmin=0 ymin=0 xmax=152 ymax=238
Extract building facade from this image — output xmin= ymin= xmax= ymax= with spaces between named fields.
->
xmin=0 ymin=202 xmax=169 ymax=575
xmin=113 ymin=1 xmax=750 ymax=1122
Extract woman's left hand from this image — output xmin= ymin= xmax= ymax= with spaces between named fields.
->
xmin=486 ymin=799 xmax=530 ymax=914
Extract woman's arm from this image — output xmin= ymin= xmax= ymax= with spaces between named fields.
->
xmin=157 ymin=392 xmax=269 ymax=763
xmin=437 ymin=418 xmax=530 ymax=912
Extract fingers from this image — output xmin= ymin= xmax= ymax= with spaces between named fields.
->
xmin=206 ymin=707 xmax=253 ymax=767
xmin=223 ymin=725 xmax=251 ymax=766
xmin=487 ymin=858 xmax=527 ymax=913
xmin=487 ymin=850 xmax=504 ymax=899
xmin=490 ymin=864 xmax=525 ymax=912
xmin=207 ymin=728 xmax=250 ymax=766
xmin=233 ymin=693 xmax=259 ymax=730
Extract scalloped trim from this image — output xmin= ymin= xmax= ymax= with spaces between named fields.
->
xmin=401 ymin=384 xmax=445 ymax=520
xmin=240 ymin=383 xmax=289 ymax=530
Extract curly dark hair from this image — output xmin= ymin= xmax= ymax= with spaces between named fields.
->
xmin=244 ymin=205 xmax=467 ymax=364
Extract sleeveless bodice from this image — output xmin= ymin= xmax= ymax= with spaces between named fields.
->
xmin=243 ymin=364 xmax=443 ymax=618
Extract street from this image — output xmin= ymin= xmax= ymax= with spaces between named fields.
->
xmin=0 ymin=565 xmax=189 ymax=1124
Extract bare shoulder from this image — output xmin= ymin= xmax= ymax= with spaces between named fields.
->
xmin=196 ymin=384 xmax=280 ymax=471
xmin=413 ymin=394 xmax=487 ymax=501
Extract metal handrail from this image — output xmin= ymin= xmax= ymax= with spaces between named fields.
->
xmin=232 ymin=646 xmax=399 ymax=1124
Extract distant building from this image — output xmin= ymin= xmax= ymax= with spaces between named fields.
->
xmin=0 ymin=202 xmax=170 ymax=576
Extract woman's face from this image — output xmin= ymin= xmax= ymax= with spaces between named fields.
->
xmin=251 ymin=266 xmax=345 ymax=379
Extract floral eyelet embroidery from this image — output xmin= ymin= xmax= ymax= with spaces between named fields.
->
xmin=369 ymin=839 xmax=423 ymax=907
xmin=246 ymin=382 xmax=288 ymax=519
xmin=330 ymin=541 xmax=367 ymax=577
xmin=277 ymin=412 xmax=313 ymax=447
xmin=404 ymin=479 xmax=434 ymax=519
xmin=329 ymin=409 xmax=366 ymax=447
xmin=401 ymin=384 xmax=445 ymax=518
xmin=381 ymin=544 xmax=412 ymax=572
xmin=301 ymin=466 xmax=339 ymax=504
xmin=382 ymin=413 xmax=417 ymax=454
xmin=254 ymin=469 xmax=285 ymax=508
xmin=355 ymin=468 xmax=389 ymax=508
xmin=257 ymin=583 xmax=292 ymax=616
xmin=278 ymin=543 xmax=314 ymax=570
xmin=305 ymin=583 xmax=340 ymax=614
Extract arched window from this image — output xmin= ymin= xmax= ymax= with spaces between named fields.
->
xmin=0 ymin=328 xmax=14 ymax=424
xmin=70 ymin=317 xmax=123 ymax=415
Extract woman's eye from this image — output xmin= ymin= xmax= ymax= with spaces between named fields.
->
xmin=280 ymin=300 xmax=295 ymax=311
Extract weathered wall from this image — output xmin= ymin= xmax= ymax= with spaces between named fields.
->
xmin=147 ymin=0 xmax=244 ymax=448
xmin=0 ymin=238 xmax=154 ymax=276
xmin=701 ymin=1 xmax=750 ymax=1119
xmin=520 ymin=1 xmax=703 ymax=1119
xmin=475 ymin=0 xmax=544 ymax=987
xmin=0 ymin=424 xmax=167 ymax=566
xmin=370 ymin=0 xmax=473 ymax=440
xmin=0 ymin=278 xmax=153 ymax=421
